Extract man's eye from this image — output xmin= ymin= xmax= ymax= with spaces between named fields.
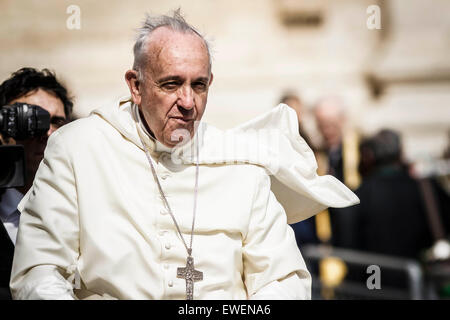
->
xmin=193 ymin=82 xmax=207 ymax=91
xmin=51 ymin=118 xmax=66 ymax=128
xmin=161 ymin=82 xmax=179 ymax=90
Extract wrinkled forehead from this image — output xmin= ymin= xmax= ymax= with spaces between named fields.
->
xmin=145 ymin=27 xmax=210 ymax=70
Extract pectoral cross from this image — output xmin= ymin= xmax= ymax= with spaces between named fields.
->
xmin=177 ymin=255 xmax=203 ymax=300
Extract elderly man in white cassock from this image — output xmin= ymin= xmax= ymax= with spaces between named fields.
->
xmin=10 ymin=10 xmax=359 ymax=300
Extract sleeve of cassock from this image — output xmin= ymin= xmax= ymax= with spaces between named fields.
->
xmin=243 ymin=171 xmax=311 ymax=299
xmin=10 ymin=131 xmax=78 ymax=300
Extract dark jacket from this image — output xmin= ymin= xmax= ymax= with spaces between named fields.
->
xmin=0 ymin=221 xmax=14 ymax=300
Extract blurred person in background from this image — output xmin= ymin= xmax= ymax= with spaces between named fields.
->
xmin=345 ymin=130 xmax=450 ymax=298
xmin=350 ymin=129 xmax=445 ymax=259
xmin=279 ymin=92 xmax=319 ymax=246
xmin=280 ymin=92 xmax=313 ymax=148
xmin=430 ymin=130 xmax=450 ymax=218
xmin=313 ymin=96 xmax=360 ymax=249
xmin=0 ymin=67 xmax=73 ymax=299
xmin=409 ymin=131 xmax=450 ymax=298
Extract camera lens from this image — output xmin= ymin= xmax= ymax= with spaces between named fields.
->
xmin=0 ymin=103 xmax=50 ymax=140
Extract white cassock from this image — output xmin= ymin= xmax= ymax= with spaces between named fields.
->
xmin=10 ymin=97 xmax=359 ymax=300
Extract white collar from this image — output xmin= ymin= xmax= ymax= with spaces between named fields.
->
xmin=132 ymin=103 xmax=174 ymax=153
xmin=0 ymin=188 xmax=23 ymax=221
xmin=133 ymin=103 xmax=198 ymax=155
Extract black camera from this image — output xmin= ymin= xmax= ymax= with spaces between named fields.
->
xmin=0 ymin=102 xmax=50 ymax=189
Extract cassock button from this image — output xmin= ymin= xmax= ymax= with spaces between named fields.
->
xmin=160 ymin=210 xmax=167 ymax=216
xmin=165 ymin=243 xmax=171 ymax=250
xmin=168 ymin=280 xmax=173 ymax=287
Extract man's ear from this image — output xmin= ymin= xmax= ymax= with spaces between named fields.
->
xmin=209 ymin=73 xmax=214 ymax=87
xmin=125 ymin=70 xmax=142 ymax=105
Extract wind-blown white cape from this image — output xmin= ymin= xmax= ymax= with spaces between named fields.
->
xmin=155 ymin=102 xmax=359 ymax=224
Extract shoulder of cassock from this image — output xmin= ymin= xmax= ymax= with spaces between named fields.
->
xmin=91 ymin=97 xmax=360 ymax=224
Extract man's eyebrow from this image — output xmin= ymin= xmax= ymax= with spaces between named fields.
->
xmin=156 ymin=76 xmax=183 ymax=83
xmin=156 ymin=76 xmax=210 ymax=83
xmin=193 ymin=77 xmax=210 ymax=83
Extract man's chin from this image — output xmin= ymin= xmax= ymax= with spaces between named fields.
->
xmin=165 ymin=131 xmax=194 ymax=148
xmin=164 ymin=124 xmax=195 ymax=146
xmin=167 ymin=136 xmax=189 ymax=148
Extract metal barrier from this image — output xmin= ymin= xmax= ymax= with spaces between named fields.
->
xmin=301 ymin=244 xmax=425 ymax=300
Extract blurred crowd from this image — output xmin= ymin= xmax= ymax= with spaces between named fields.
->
xmin=280 ymin=92 xmax=450 ymax=299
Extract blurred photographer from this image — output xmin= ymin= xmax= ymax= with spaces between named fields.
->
xmin=0 ymin=67 xmax=73 ymax=299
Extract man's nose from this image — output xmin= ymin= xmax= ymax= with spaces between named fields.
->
xmin=177 ymin=86 xmax=194 ymax=110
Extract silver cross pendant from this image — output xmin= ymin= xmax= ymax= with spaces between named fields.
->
xmin=177 ymin=255 xmax=203 ymax=300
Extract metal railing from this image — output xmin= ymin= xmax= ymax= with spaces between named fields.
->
xmin=301 ymin=244 xmax=425 ymax=300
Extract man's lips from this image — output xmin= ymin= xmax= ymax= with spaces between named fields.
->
xmin=170 ymin=117 xmax=194 ymax=123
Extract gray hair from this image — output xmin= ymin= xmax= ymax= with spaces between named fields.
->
xmin=132 ymin=9 xmax=212 ymax=81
